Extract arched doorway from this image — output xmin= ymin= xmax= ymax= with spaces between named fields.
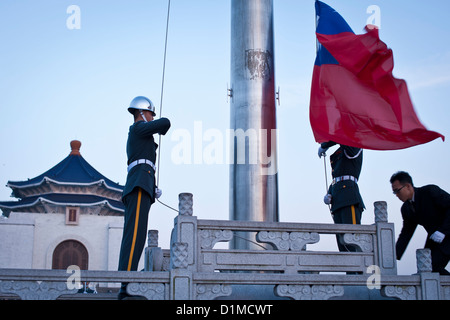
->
xmin=52 ymin=240 xmax=88 ymax=270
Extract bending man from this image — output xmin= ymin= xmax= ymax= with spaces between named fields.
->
xmin=390 ymin=171 xmax=450 ymax=275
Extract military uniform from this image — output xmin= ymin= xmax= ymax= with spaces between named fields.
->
xmin=321 ymin=141 xmax=365 ymax=252
xmin=118 ymin=117 xmax=171 ymax=272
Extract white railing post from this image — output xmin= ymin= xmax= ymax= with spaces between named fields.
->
xmin=170 ymin=242 xmax=192 ymax=300
xmin=145 ymin=230 xmax=163 ymax=271
xmin=170 ymin=193 xmax=198 ymax=271
xmin=416 ymin=248 xmax=441 ymax=300
xmin=374 ymin=201 xmax=397 ymax=275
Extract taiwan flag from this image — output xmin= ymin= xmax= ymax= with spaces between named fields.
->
xmin=310 ymin=1 xmax=444 ymax=150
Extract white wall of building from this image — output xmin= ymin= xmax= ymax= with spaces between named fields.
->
xmin=0 ymin=214 xmax=34 ymax=268
xmin=0 ymin=212 xmax=147 ymax=271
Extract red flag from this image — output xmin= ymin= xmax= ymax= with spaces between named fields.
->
xmin=310 ymin=1 xmax=444 ymax=150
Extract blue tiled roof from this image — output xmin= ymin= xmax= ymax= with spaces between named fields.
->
xmin=7 ymin=153 xmax=123 ymax=193
xmin=0 ymin=193 xmax=124 ymax=213
xmin=0 ymin=141 xmax=125 ymax=217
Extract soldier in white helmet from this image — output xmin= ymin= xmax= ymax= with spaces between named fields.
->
xmin=118 ymin=96 xmax=171 ymax=299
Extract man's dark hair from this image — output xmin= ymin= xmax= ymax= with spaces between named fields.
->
xmin=390 ymin=171 xmax=414 ymax=186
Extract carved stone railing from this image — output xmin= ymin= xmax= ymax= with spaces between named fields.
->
xmin=1 ymin=267 xmax=448 ymax=300
xmin=0 ymin=269 xmax=170 ymax=300
xmin=163 ymin=194 xmax=449 ymax=300
xmin=169 ymin=196 xmax=397 ymax=276
xmin=1 ymin=194 xmax=449 ymax=300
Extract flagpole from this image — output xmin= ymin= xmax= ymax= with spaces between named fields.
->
xmin=323 ymin=155 xmax=331 ymax=212
xmin=315 ymin=0 xmax=332 ymax=213
xmin=315 ymin=0 xmax=319 ymax=53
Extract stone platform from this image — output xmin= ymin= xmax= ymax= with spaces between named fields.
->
xmin=1 ymin=194 xmax=449 ymax=300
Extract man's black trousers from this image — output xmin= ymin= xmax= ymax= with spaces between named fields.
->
xmin=118 ymin=187 xmax=151 ymax=272
xmin=332 ymin=204 xmax=362 ymax=252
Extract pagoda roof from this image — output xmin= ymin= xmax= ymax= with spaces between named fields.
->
xmin=0 ymin=193 xmax=125 ymax=213
xmin=0 ymin=193 xmax=124 ymax=216
xmin=0 ymin=140 xmax=125 ymax=217
xmin=7 ymin=140 xmax=123 ymax=199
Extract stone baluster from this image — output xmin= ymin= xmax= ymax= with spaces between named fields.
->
xmin=416 ymin=248 xmax=441 ymax=300
xmin=145 ymin=230 xmax=163 ymax=271
xmin=170 ymin=242 xmax=189 ymax=269
xmin=374 ymin=201 xmax=388 ymax=223
xmin=178 ymin=193 xmax=193 ymax=216
xmin=148 ymin=229 xmax=159 ymax=247
xmin=169 ymin=193 xmax=197 ymax=300
xmin=170 ymin=193 xmax=197 ymax=271
xmin=416 ymin=248 xmax=432 ymax=273
xmin=374 ymin=201 xmax=397 ymax=275
xmin=170 ymin=242 xmax=193 ymax=300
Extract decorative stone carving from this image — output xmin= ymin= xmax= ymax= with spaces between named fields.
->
xmin=342 ymin=233 xmax=373 ymax=252
xmin=162 ymin=255 xmax=171 ymax=271
xmin=256 ymin=231 xmax=320 ymax=251
xmin=275 ymin=284 xmax=344 ymax=300
xmin=171 ymin=242 xmax=189 ymax=269
xmin=381 ymin=286 xmax=417 ymax=300
xmin=199 ymin=229 xmax=233 ymax=249
xmin=196 ymin=284 xmax=232 ymax=300
xmin=148 ymin=230 xmax=159 ymax=247
xmin=145 ymin=231 xmax=162 ymax=271
xmin=126 ymin=283 xmax=166 ymax=300
xmin=0 ymin=280 xmax=78 ymax=300
xmin=178 ymin=193 xmax=193 ymax=216
xmin=416 ymin=249 xmax=432 ymax=273
xmin=374 ymin=201 xmax=388 ymax=223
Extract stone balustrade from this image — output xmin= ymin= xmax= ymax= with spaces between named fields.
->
xmin=0 ymin=194 xmax=449 ymax=300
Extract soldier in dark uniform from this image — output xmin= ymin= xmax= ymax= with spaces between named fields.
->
xmin=318 ymin=141 xmax=365 ymax=252
xmin=118 ymin=96 xmax=171 ymax=299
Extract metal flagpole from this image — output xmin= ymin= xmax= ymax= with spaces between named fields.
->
xmin=155 ymin=0 xmax=179 ymax=213
xmin=315 ymin=0 xmax=332 ymax=213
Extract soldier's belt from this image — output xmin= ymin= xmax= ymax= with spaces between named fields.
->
xmin=332 ymin=175 xmax=358 ymax=185
xmin=127 ymin=159 xmax=156 ymax=173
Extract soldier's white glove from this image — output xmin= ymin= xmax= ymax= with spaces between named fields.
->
xmin=318 ymin=146 xmax=328 ymax=158
xmin=323 ymin=194 xmax=332 ymax=205
xmin=155 ymin=187 xmax=162 ymax=199
xmin=430 ymin=231 xmax=445 ymax=243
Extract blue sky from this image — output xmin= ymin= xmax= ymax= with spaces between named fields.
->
xmin=0 ymin=0 xmax=449 ymax=275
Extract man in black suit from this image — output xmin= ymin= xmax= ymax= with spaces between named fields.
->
xmin=390 ymin=171 xmax=450 ymax=275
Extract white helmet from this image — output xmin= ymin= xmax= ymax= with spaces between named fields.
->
xmin=127 ymin=96 xmax=156 ymax=116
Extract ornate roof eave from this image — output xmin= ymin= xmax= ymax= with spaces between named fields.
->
xmin=7 ymin=177 xmax=123 ymax=199
xmin=0 ymin=197 xmax=124 ymax=217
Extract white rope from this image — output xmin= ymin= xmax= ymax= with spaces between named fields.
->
xmin=155 ymin=0 xmax=178 ymax=213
